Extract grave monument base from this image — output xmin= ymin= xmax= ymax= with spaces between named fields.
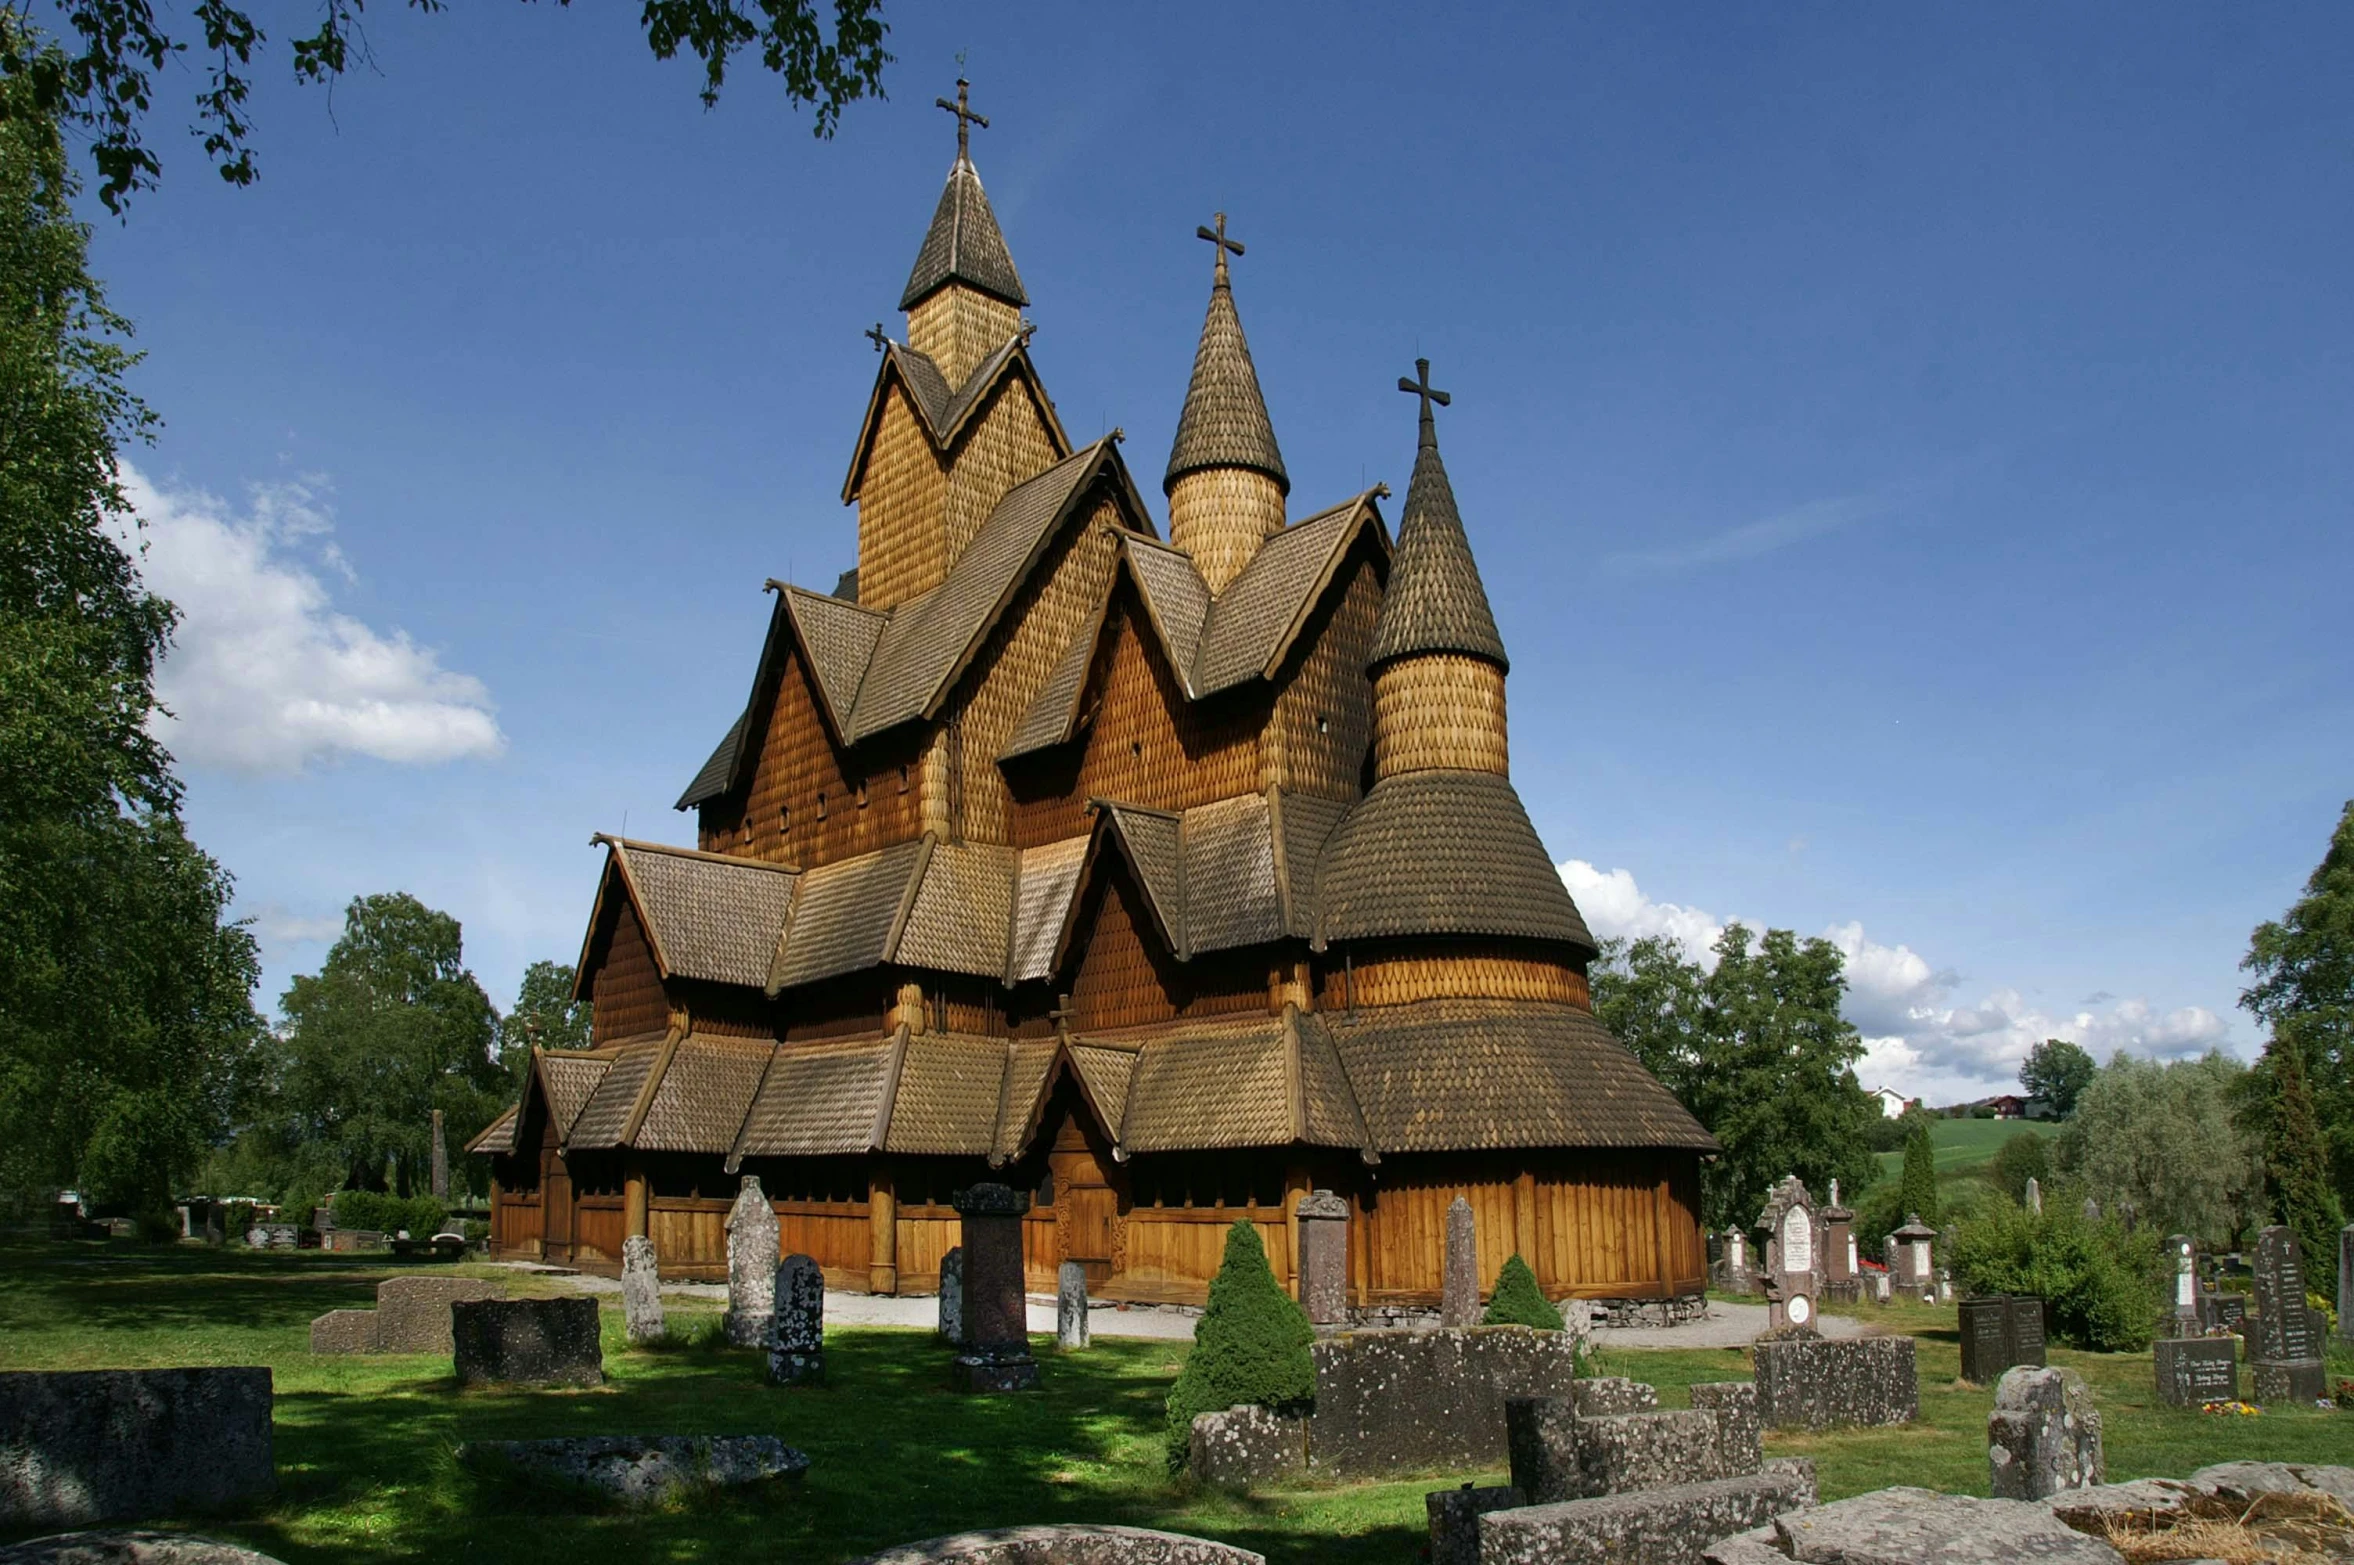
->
xmin=2251 ymin=1357 xmax=2324 ymax=1406
xmin=952 ymin=1352 xmax=1041 ymax=1393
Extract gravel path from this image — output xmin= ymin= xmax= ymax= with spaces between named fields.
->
xmin=496 ymin=1263 xmax=1861 ymax=1348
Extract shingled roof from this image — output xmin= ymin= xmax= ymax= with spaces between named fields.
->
xmin=1314 ymin=768 xmax=1595 ymax=955
xmin=1164 ymin=261 xmax=1287 ymax=496
xmin=593 ymin=837 xmax=800 ymax=990
xmin=840 ymin=335 xmax=1071 ymax=505
xmin=901 ymin=152 xmax=1027 ymax=310
xmin=1367 ymin=388 xmax=1507 ymax=673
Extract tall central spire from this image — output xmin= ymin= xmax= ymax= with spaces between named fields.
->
xmin=900 ymin=78 xmax=1026 ymax=384
xmin=1164 ymin=212 xmax=1288 ymax=593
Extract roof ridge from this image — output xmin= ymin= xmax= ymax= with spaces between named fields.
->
xmin=596 ymin=833 xmax=801 ymax=875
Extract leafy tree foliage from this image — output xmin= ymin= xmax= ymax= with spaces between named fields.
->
xmin=2250 ymin=1036 xmax=2344 ymax=1306
xmin=2241 ymin=798 xmax=2354 ymax=1216
xmin=2055 ymin=1051 xmax=2261 ymax=1248
xmin=0 ymin=0 xmax=891 ymax=212
xmin=276 ymin=893 xmax=505 ymax=1197
xmin=1988 ymin=1129 xmax=2051 ymax=1207
xmin=1592 ymin=924 xmax=1880 ymax=1231
xmin=1480 ymin=1254 xmax=1564 ymax=1331
xmin=1896 ymin=1111 xmax=1939 ymax=1225
xmin=1948 ymin=1204 xmax=2165 ymax=1353
xmin=498 ymin=959 xmax=592 ymax=1079
xmin=1163 ymin=1220 xmax=1313 ymax=1472
xmin=0 ymin=19 xmax=263 ymax=1214
xmin=2019 ymin=1038 xmax=2096 ymax=1119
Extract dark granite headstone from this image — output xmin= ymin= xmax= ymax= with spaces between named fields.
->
xmin=451 ymin=1298 xmax=602 ymax=1387
xmin=950 ymin=1183 xmax=1038 ymax=1392
xmin=2250 ymin=1224 xmax=2323 ymax=1405
xmin=2153 ymin=1337 xmax=2238 ymax=1408
xmin=1959 ymin=1298 xmax=2011 ymax=1384
xmin=2202 ymin=1291 xmax=2247 ymax=1333
xmin=768 ymin=1253 xmax=824 ymax=1385
xmin=2008 ymin=1295 xmax=2047 ymax=1367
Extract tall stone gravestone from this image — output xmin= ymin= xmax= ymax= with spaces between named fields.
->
xmin=2024 ymin=1176 xmax=2041 ymax=1215
xmin=2250 ymin=1224 xmax=2324 ymax=1405
xmin=1056 ymin=1260 xmax=1090 ymax=1350
xmin=1987 ymin=1366 xmax=2102 ymax=1500
xmin=430 ymin=1108 xmax=450 ymax=1201
xmin=952 ymin=1183 xmax=1040 ymax=1391
xmin=2165 ymin=1235 xmax=2199 ymax=1337
xmin=1296 ymin=1189 xmax=1349 ymax=1326
xmin=621 ymin=1235 xmax=665 ymax=1345
xmin=724 ymin=1176 xmax=779 ymax=1348
xmin=1719 ymin=1228 xmax=1753 ymax=1293
xmin=1757 ymin=1175 xmax=1817 ymax=1333
xmin=769 ymin=1253 xmax=825 ymax=1385
xmin=1439 ymin=1196 xmax=1480 ymax=1327
xmin=1821 ymin=1180 xmax=1858 ymax=1303
xmin=937 ymin=1245 xmax=965 ymax=1345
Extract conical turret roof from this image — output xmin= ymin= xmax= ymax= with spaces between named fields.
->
xmin=1164 ymin=255 xmax=1288 ymax=497
xmin=1368 ymin=369 xmax=1507 ymax=672
xmin=900 ymin=153 xmax=1027 ymax=311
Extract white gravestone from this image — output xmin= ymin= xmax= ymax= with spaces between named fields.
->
xmin=1782 ymin=1206 xmax=1814 ymax=1275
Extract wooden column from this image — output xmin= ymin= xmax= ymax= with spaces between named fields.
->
xmin=868 ymin=1169 xmax=898 ymax=1295
xmin=1282 ymin=1165 xmax=1311 ymax=1295
xmin=1653 ymin=1165 xmax=1676 ymax=1301
xmin=1511 ymin=1169 xmax=1538 ymax=1276
xmin=623 ymin=1157 xmax=648 ymax=1241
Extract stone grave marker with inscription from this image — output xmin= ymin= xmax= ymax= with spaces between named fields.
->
xmin=2202 ymin=1291 xmax=2247 ymax=1334
xmin=1960 ymin=1298 xmax=2012 ymax=1384
xmin=2154 ymin=1336 xmax=2239 ymax=1407
xmin=1295 ymin=1189 xmax=1349 ymax=1327
xmin=1756 ymin=1176 xmax=1817 ymax=1332
xmin=2166 ymin=1235 xmax=2199 ymax=1337
xmin=1889 ymin=1215 xmax=1938 ymax=1298
xmin=2250 ymin=1224 xmax=2324 ymax=1405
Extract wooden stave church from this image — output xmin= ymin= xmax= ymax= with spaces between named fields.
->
xmin=471 ymin=94 xmax=1717 ymax=1307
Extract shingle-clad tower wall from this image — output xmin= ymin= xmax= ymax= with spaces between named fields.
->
xmin=899 ymin=111 xmax=1027 ymax=385
xmin=1165 ymin=221 xmax=1288 ymax=593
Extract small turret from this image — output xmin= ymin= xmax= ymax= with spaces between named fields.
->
xmin=900 ymin=80 xmax=1026 ymax=384
xmin=1164 ymin=213 xmax=1287 ymax=593
xmin=1367 ymin=360 xmax=1509 ymax=780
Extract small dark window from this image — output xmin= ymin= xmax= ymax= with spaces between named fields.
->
xmin=778 ymin=803 xmax=790 ymax=833
xmin=816 ymin=791 xmax=826 ymax=821
xmin=857 ymin=779 xmax=869 ymax=810
xmin=898 ymin=764 xmax=910 ymax=794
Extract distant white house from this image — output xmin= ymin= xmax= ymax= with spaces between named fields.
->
xmin=1869 ymin=1086 xmax=1917 ymax=1119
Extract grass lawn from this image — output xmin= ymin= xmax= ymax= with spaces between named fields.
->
xmin=1874 ymin=1116 xmax=2061 ymax=1181
xmin=4 ymin=1241 xmax=2351 ymax=1565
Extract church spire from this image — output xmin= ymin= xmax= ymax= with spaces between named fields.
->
xmin=900 ymin=79 xmax=1027 ymax=383
xmin=1368 ymin=359 xmax=1511 ymax=779
xmin=1164 ymin=212 xmax=1288 ymax=593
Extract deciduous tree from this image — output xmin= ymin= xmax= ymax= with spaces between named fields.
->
xmin=2056 ymin=1051 xmax=2261 ymax=1248
xmin=497 ymin=959 xmax=592 ymax=1080
xmin=2241 ymin=799 xmax=2354 ymax=1214
xmin=2019 ymin=1038 xmax=2095 ymax=1119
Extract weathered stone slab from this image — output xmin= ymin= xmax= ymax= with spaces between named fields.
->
xmin=0 ymin=1369 xmax=273 ymax=1528
xmin=0 ymin=1533 xmax=287 ymax=1565
xmin=1772 ymin=1486 xmax=2121 ymax=1563
xmin=1057 ymin=1261 xmax=1089 ymax=1351
xmin=373 ymin=1276 xmax=504 ymax=1354
xmin=457 ymin=1434 xmax=806 ymax=1507
xmin=1577 ymin=1409 xmax=1727 ymax=1498
xmin=1441 ymin=1197 xmax=1480 ymax=1328
xmin=1428 ymin=1484 xmax=1523 ymax=1565
xmin=769 ymin=1254 xmax=825 ymax=1386
xmin=1689 ymin=1383 xmax=1762 ymax=1479
xmin=307 ymin=1310 xmax=380 ymax=1355
xmin=1478 ymin=1467 xmax=1817 ymax=1565
xmin=451 ymin=1298 xmax=602 ymax=1387
xmin=725 ymin=1177 xmax=779 ymax=1348
xmin=1505 ymin=1396 xmax=1581 ymax=1504
xmin=846 ymin=1525 xmax=1264 ymax=1565
xmin=1305 ymin=1324 xmax=1586 ymax=1477
xmin=1987 ymin=1366 xmax=2102 ymax=1501
xmin=620 ymin=1236 xmax=664 ymax=1345
xmin=1187 ymin=1405 xmax=1305 ymax=1491
xmin=1751 ymin=1335 xmax=1917 ymax=1430
xmin=2151 ymin=1337 xmax=2237 ymax=1408
xmin=937 ymin=1247 xmax=964 ymax=1346
xmin=1296 ymin=1190 xmax=1349 ymax=1327
xmin=1575 ymin=1377 xmax=1660 ymax=1417
xmin=2190 ymin=1460 xmax=2354 ymax=1508
xmin=2251 ymin=1355 xmax=2325 ymax=1406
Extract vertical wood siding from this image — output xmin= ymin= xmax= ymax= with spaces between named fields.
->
xmin=592 ymin=900 xmax=669 ymax=1044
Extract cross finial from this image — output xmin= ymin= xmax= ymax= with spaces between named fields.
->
xmin=936 ymin=78 xmax=988 ymax=161
xmin=1195 ymin=211 xmax=1244 ymax=283
xmin=865 ymin=322 xmax=889 ymax=353
xmin=1398 ymin=357 xmax=1450 ymax=443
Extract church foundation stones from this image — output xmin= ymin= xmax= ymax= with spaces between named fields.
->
xmin=769 ymin=1254 xmax=825 ymax=1385
xmin=1987 ymin=1366 xmax=2102 ymax=1501
xmin=0 ymin=1369 xmax=274 ymax=1529
xmin=621 ymin=1236 xmax=665 ymax=1345
xmin=724 ymin=1176 xmax=780 ymax=1349
xmin=451 ymin=1298 xmax=602 ymax=1388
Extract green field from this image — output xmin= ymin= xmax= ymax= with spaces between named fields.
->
xmin=1875 ymin=1115 xmax=2062 ymax=1181
xmin=3 ymin=1240 xmax=2349 ymax=1565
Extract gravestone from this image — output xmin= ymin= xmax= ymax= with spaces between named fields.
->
xmin=1751 ymin=1336 xmax=1917 ymax=1429
xmin=724 ymin=1176 xmax=779 ymax=1349
xmin=1870 ymin=1269 xmax=1891 ymax=1304
xmin=2153 ymin=1336 xmax=2239 ymax=1407
xmin=951 ymin=1183 xmax=1039 ymax=1392
xmin=621 ymin=1236 xmax=665 ymax=1345
xmin=2165 ymin=1234 xmax=2198 ymax=1337
xmin=429 ymin=1108 xmax=449 ymax=1201
xmin=2081 ymin=1196 xmax=2100 ymax=1222
xmin=1295 ymin=1190 xmax=1349 ymax=1326
xmin=1427 ymin=1483 xmax=1525 ymax=1565
xmin=1056 ymin=1261 xmax=1089 ymax=1350
xmin=1820 ymin=1185 xmax=1857 ymax=1303
xmin=1439 ymin=1197 xmax=1480 ymax=1328
xmin=2342 ymin=1226 xmax=2354 ymax=1343
xmin=937 ymin=1246 xmax=964 ymax=1345
xmin=1756 ymin=1176 xmax=1817 ymax=1332
xmin=0 ymin=1367 xmax=275 ymax=1528
xmin=451 ymin=1298 xmax=602 ymax=1387
xmin=1888 ymin=1215 xmax=1937 ymax=1298
xmin=2024 ymin=1176 xmax=2042 ymax=1215
xmin=1718 ymin=1228 xmax=1751 ymax=1293
xmin=1987 ymin=1366 xmax=2102 ymax=1500
xmin=768 ymin=1254 xmax=825 ymax=1385
xmin=2250 ymin=1224 xmax=2324 ymax=1405
xmin=1959 ymin=1297 xmax=2013 ymax=1384
xmin=2202 ymin=1290 xmax=2247 ymax=1333
xmin=308 ymin=1274 xmax=505 ymax=1355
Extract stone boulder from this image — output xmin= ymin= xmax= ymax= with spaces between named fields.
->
xmin=1427 ymin=1484 xmax=1524 ymax=1565
xmin=0 ymin=1534 xmax=287 ymax=1565
xmin=457 ymin=1435 xmax=806 ymax=1507
xmin=1987 ymin=1366 xmax=2102 ymax=1501
xmin=0 ymin=1369 xmax=273 ymax=1529
xmin=846 ymin=1526 xmax=1263 ymax=1565
xmin=1769 ymin=1487 xmax=2121 ymax=1563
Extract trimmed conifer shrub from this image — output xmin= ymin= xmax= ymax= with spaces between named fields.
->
xmin=1480 ymin=1253 xmax=1564 ymax=1330
xmin=1163 ymin=1219 xmax=1315 ymax=1472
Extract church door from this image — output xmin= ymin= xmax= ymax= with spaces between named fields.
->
xmin=1049 ymin=1113 xmax=1118 ymax=1288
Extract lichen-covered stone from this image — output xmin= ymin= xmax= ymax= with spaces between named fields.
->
xmin=1295 ymin=1192 xmax=1349 ymax=1328
xmin=1426 ymin=1484 xmax=1524 ymax=1565
xmin=451 ymin=1298 xmax=602 ymax=1388
xmin=0 ymin=1369 xmax=273 ymax=1528
xmin=847 ymin=1525 xmax=1264 ymax=1565
xmin=1505 ymin=1396 xmax=1581 ymax=1504
xmin=1577 ymin=1409 xmax=1732 ymax=1497
xmin=457 ymin=1435 xmax=806 ymax=1507
xmin=1751 ymin=1335 xmax=1917 ymax=1430
xmin=1186 ymin=1405 xmax=1305 ymax=1491
xmin=2250 ymin=1355 xmax=2325 ymax=1406
xmin=1772 ymin=1486 xmax=2120 ymax=1562
xmin=1478 ymin=1467 xmax=1816 ymax=1565
xmin=937 ymin=1247 xmax=965 ymax=1346
xmin=1057 ymin=1261 xmax=1090 ymax=1351
xmin=621 ymin=1236 xmax=665 ymax=1346
xmin=0 ymin=1532 xmax=287 ymax=1565
xmin=1440 ymin=1198 xmax=1480 ymax=1328
xmin=1690 ymin=1383 xmax=1763 ymax=1478
xmin=1304 ymin=1325 xmax=1587 ymax=1478
xmin=769 ymin=1254 xmax=825 ymax=1386
xmin=306 ymin=1310 xmax=380 ymax=1355
xmin=725 ymin=1176 xmax=779 ymax=1348
xmin=372 ymin=1276 xmax=504 ymax=1354
xmin=1988 ymin=1367 xmax=2102 ymax=1501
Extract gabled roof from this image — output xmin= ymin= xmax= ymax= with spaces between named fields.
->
xmin=583 ymin=836 xmax=800 ymax=992
xmin=1165 ymin=265 xmax=1287 ymax=496
xmin=538 ymin=1049 xmax=614 ymax=1139
xmin=1367 ymin=397 xmax=1506 ymax=673
xmin=1008 ymin=836 xmax=1090 ymax=983
xmin=840 ymin=335 xmax=1071 ymax=503
xmin=1314 ymin=768 xmax=1593 ymax=956
xmin=633 ymin=1034 xmax=775 ymax=1154
xmin=1070 ymin=1008 xmax=1371 ymax=1158
xmin=901 ymin=153 xmax=1027 ymax=310
xmin=465 ymin=1103 xmax=518 ymax=1156
xmin=768 ymin=838 xmax=931 ymax=992
xmin=565 ymin=1034 xmax=670 ymax=1150
xmin=779 ymin=587 xmax=888 ymax=731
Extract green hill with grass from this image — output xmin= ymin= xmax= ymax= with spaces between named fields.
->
xmin=1874 ymin=1116 xmax=2060 ymax=1181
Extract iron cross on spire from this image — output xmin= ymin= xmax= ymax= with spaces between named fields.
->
xmin=1196 ymin=211 xmax=1244 ymax=282
xmin=1399 ymin=357 xmax=1450 ymax=439
xmin=936 ymin=78 xmax=988 ymax=160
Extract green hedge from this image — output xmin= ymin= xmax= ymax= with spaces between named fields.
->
xmin=1949 ymin=1204 xmax=2164 ymax=1352
xmin=329 ymin=1190 xmax=447 ymax=1237
xmin=1164 ymin=1220 xmax=1315 ymax=1473
xmin=1481 ymin=1254 xmax=1565 ymax=1330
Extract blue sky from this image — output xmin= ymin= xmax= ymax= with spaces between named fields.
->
xmin=84 ymin=2 xmax=2354 ymax=1102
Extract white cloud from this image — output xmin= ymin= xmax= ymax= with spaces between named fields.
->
xmin=1559 ymin=859 xmax=2233 ymax=1105
xmin=243 ymin=906 xmax=346 ymax=945
xmin=118 ymin=465 xmax=504 ymax=774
